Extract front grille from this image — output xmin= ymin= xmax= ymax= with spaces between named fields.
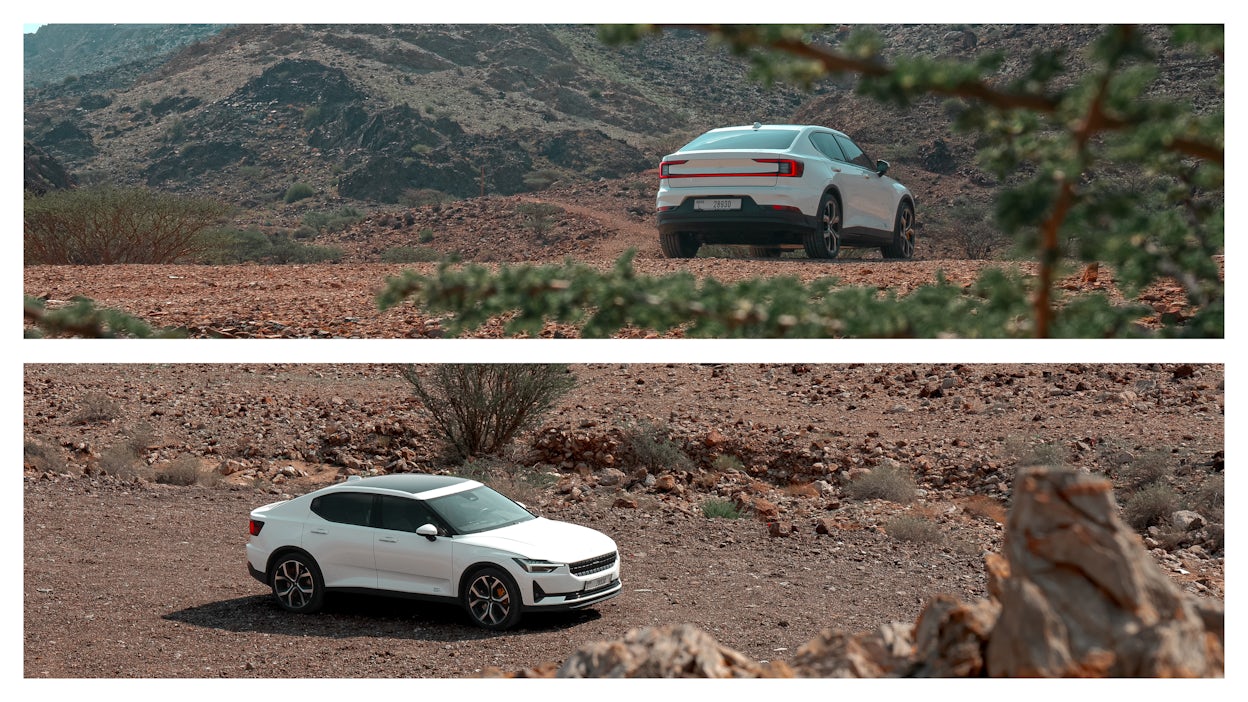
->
xmin=569 ymin=551 xmax=617 ymax=576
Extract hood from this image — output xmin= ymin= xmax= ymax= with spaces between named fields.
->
xmin=456 ymin=516 xmax=616 ymax=563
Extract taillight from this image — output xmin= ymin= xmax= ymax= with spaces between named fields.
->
xmin=659 ymin=160 xmax=688 ymax=178
xmin=249 ymin=519 xmax=264 ymax=536
xmin=753 ymin=158 xmax=804 ymax=177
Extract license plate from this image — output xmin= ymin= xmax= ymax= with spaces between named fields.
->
xmin=584 ymin=574 xmax=613 ymax=591
xmin=693 ymin=198 xmax=741 ymax=211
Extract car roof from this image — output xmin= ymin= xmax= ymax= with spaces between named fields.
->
xmin=321 ymin=474 xmax=479 ymax=498
xmin=711 ymin=124 xmax=846 ymax=136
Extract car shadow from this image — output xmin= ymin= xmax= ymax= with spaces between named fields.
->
xmin=163 ymin=592 xmax=602 ymax=642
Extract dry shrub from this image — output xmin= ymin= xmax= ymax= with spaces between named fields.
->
xmin=71 ymin=392 xmax=121 ymax=424
xmin=883 ymin=515 xmax=944 ymax=543
xmin=1118 ymin=450 xmax=1173 ymax=490
xmin=846 ymin=465 xmax=917 ymax=504
xmin=1122 ymin=482 xmax=1178 ymax=531
xmin=24 ymin=440 xmax=58 ymax=471
xmin=621 ymin=421 xmax=692 ymax=472
xmin=1193 ymin=474 xmax=1224 ymax=523
xmin=98 ymin=444 xmax=146 ymax=480
xmin=155 ymin=455 xmax=204 ymax=486
xmin=783 ymin=482 xmax=819 ymax=498
xmin=961 ymin=494 xmax=1007 ymax=524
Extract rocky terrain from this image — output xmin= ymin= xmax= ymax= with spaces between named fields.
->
xmin=23 ymin=363 xmax=1225 ymax=677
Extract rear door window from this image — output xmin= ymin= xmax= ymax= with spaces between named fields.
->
xmin=833 ymin=134 xmax=874 ymax=169
xmin=811 ymin=132 xmax=847 ymax=162
xmin=310 ymin=492 xmax=375 ymax=526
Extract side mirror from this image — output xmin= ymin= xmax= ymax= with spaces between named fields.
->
xmin=416 ymin=523 xmax=439 ymax=541
xmin=876 ymin=159 xmax=890 ymax=176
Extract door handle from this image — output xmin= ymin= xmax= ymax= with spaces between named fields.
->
xmin=309 ymin=528 xmax=327 ymax=535
xmin=378 ymin=537 xmax=398 ymax=543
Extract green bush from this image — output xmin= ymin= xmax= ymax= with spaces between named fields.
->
xmin=621 ymin=421 xmax=692 ymax=472
xmin=205 ymin=229 xmax=342 ymax=264
xmin=24 ymin=186 xmax=228 ymax=265
xmin=400 ymin=364 xmax=576 ymax=460
xmin=283 ymin=182 xmax=316 ymax=203
xmin=418 ymin=228 xmax=435 ymax=243
xmin=701 ymin=498 xmax=743 ymax=519
xmin=845 ymin=465 xmax=917 ymax=504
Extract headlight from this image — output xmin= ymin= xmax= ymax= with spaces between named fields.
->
xmin=514 ymin=558 xmax=563 ymax=573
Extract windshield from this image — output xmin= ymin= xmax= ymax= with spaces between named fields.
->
xmin=680 ymin=128 xmax=800 ymax=152
xmin=425 ymin=485 xmax=535 ymax=534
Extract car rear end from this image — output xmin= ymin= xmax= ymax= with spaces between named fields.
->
xmin=656 ymin=125 xmax=819 ymax=247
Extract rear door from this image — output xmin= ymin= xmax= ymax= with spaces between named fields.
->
xmin=832 ymin=134 xmax=895 ymax=234
xmin=303 ymin=491 xmax=378 ymax=589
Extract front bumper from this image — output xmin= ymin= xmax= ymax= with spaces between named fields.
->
xmin=525 ymin=578 xmax=623 ymax=612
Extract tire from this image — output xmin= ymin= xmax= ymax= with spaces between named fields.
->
xmin=803 ymin=193 xmax=841 ymax=259
xmin=270 ymin=552 xmax=324 ymax=613
xmin=748 ymin=246 xmax=782 ymax=258
xmin=882 ymin=202 xmax=916 ymax=260
xmin=659 ymin=231 xmax=700 ymax=259
xmin=463 ymin=567 xmax=522 ymax=630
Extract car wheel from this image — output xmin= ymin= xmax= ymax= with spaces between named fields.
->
xmin=270 ymin=552 xmax=324 ymax=613
xmin=748 ymin=246 xmax=782 ymax=258
xmin=660 ymin=231 xmax=700 ymax=259
xmin=464 ymin=567 xmax=522 ymax=630
xmin=882 ymin=202 xmax=916 ymax=260
xmin=803 ymin=193 xmax=841 ymax=259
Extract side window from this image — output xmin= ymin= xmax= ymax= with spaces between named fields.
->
xmin=811 ymin=132 xmax=847 ymax=162
xmin=378 ymin=495 xmax=437 ymax=533
xmin=310 ymin=492 xmax=374 ymax=527
xmin=833 ymin=135 xmax=874 ymax=169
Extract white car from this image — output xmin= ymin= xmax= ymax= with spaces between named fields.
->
xmin=246 ymin=474 xmax=621 ymax=630
xmin=656 ymin=123 xmax=916 ymax=259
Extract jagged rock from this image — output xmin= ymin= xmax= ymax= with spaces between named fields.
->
xmin=985 ymin=466 xmax=1223 ymax=677
xmin=1170 ymin=510 xmax=1205 ymax=531
xmin=911 ymin=595 xmax=999 ymax=677
xmin=791 ymin=622 xmax=914 ymax=677
xmin=556 ymin=624 xmax=790 ymax=678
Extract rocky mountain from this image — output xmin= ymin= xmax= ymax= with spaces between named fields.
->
xmin=23 ymin=24 xmax=1222 ymax=233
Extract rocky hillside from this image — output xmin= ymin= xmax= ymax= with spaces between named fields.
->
xmin=24 ymin=24 xmax=1221 ymax=218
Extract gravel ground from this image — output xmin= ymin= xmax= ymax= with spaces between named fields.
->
xmin=22 ymin=363 xmax=1224 ymax=678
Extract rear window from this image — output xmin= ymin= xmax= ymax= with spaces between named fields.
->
xmin=680 ymin=128 xmax=799 ymax=152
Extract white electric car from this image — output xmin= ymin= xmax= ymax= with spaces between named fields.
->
xmin=657 ymin=123 xmax=916 ymax=260
xmin=247 ymin=474 xmax=621 ymax=630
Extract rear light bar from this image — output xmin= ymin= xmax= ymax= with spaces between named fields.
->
xmin=249 ymin=519 xmax=264 ymax=536
xmin=658 ymin=158 xmax=804 ymax=179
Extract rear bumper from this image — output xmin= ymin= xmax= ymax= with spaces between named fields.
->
xmin=248 ymin=561 xmax=267 ymax=585
xmin=657 ymin=197 xmax=817 ymax=244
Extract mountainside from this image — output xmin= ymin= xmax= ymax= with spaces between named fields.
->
xmin=23 ymin=24 xmax=1222 ymax=254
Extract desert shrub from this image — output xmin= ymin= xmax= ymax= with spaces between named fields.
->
xmin=303 ymin=207 xmax=363 ymax=235
xmin=71 ymin=392 xmax=121 ymax=424
xmin=283 ymin=182 xmax=316 ymax=203
xmin=621 ymin=421 xmax=692 ymax=472
xmin=418 ymin=228 xmax=435 ymax=243
xmin=206 ymin=229 xmax=342 ymax=264
xmin=1122 ymin=482 xmax=1178 ymax=531
xmin=458 ymin=457 xmax=556 ymax=506
xmin=239 ymin=165 xmax=264 ymax=182
xmin=713 ymin=454 xmax=744 ymax=472
xmin=24 ymin=440 xmax=58 ymax=471
xmin=155 ymin=456 xmax=203 ymax=486
xmin=97 ymin=444 xmax=145 ymax=480
xmin=1192 ymin=474 xmax=1224 ymax=523
xmin=523 ymin=168 xmax=561 ymax=191
xmin=1118 ymin=450 xmax=1173 ymax=490
xmin=380 ymin=246 xmax=441 ymax=263
xmin=884 ymin=515 xmax=944 ymax=543
xmin=24 ymin=185 xmax=228 ymax=264
xmin=399 ymin=188 xmax=453 ymax=207
xmin=517 ymin=202 xmax=564 ymax=238
xmin=401 ymin=364 xmax=576 ymax=460
xmin=845 ymin=465 xmax=917 ymax=504
xmin=701 ymin=498 xmax=743 ymax=519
